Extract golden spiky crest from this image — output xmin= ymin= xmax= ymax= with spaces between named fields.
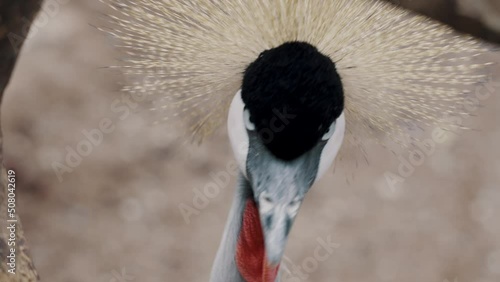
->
xmin=101 ymin=0 xmax=492 ymax=161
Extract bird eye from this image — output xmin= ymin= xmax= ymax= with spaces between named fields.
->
xmin=244 ymin=109 xmax=256 ymax=131
xmin=321 ymin=122 xmax=336 ymax=141
xmin=287 ymin=197 xmax=302 ymax=217
xmin=260 ymin=192 xmax=273 ymax=204
xmin=259 ymin=192 xmax=274 ymax=213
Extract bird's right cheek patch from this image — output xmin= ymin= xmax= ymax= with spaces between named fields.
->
xmin=236 ymin=199 xmax=279 ymax=282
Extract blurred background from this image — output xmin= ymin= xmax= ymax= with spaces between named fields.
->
xmin=2 ymin=0 xmax=500 ymax=281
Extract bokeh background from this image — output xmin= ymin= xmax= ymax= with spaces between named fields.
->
xmin=2 ymin=0 xmax=500 ymax=281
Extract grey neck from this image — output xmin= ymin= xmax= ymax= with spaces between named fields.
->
xmin=209 ymin=174 xmax=249 ymax=282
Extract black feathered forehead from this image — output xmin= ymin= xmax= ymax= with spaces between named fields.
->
xmin=241 ymin=42 xmax=344 ymax=161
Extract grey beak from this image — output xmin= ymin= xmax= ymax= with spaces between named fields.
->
xmin=245 ymin=127 xmax=325 ymax=267
xmin=250 ymin=159 xmax=309 ymax=266
xmin=261 ymin=203 xmax=296 ymax=266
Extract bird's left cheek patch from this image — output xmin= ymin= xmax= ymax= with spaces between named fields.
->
xmin=236 ymin=199 xmax=280 ymax=282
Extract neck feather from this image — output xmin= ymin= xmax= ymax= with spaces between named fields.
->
xmin=209 ymin=174 xmax=279 ymax=282
xmin=209 ymin=175 xmax=249 ymax=282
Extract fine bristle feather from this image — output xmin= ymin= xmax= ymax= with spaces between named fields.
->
xmin=99 ymin=0 xmax=494 ymax=160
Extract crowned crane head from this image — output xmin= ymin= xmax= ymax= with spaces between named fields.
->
xmin=227 ymin=42 xmax=346 ymax=267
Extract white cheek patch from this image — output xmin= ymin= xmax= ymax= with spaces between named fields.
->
xmin=227 ymin=90 xmax=249 ymax=178
xmin=317 ymin=112 xmax=345 ymax=180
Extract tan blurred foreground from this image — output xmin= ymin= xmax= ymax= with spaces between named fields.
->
xmin=1 ymin=0 xmax=500 ymax=281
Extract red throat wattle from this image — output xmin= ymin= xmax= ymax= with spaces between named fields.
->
xmin=236 ymin=199 xmax=280 ymax=282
